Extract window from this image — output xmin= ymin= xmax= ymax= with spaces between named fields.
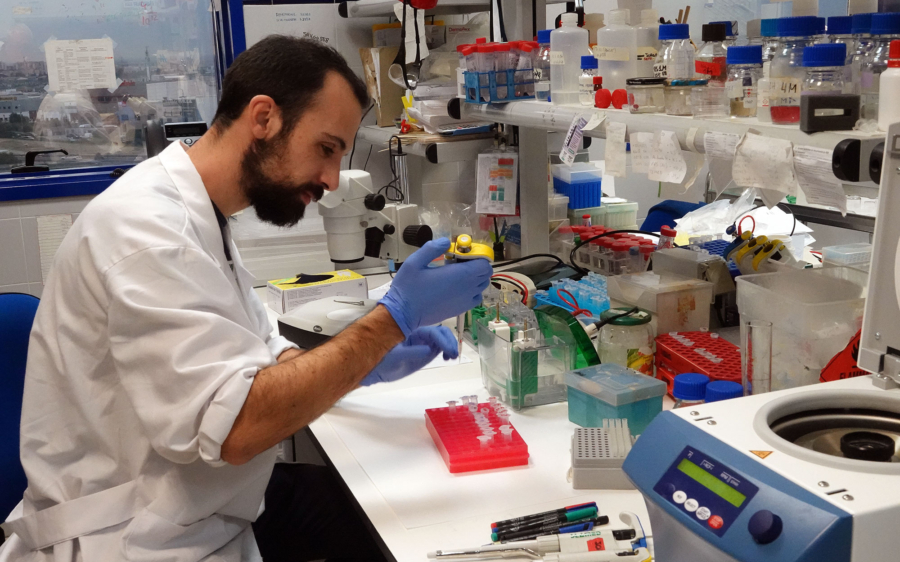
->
xmin=0 ymin=0 xmax=220 ymax=173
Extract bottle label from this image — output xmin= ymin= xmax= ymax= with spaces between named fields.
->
xmin=725 ymin=79 xmax=743 ymax=98
xmin=550 ymin=51 xmax=565 ymax=65
xmin=592 ymin=45 xmax=629 ymax=62
xmin=695 ymin=59 xmax=725 ymax=77
xmin=743 ymin=86 xmax=758 ymax=108
xmin=771 ymin=77 xmax=802 ymax=106
xmin=636 ymin=47 xmax=658 ymax=61
xmin=757 ymin=83 xmax=770 ymax=108
xmin=627 ymin=347 xmax=654 ymax=375
xmin=653 ymin=63 xmax=667 ymax=78
xmin=533 ymin=67 xmax=544 ymax=81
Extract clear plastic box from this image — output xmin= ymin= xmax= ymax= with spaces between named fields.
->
xmin=568 ymin=206 xmax=607 ymax=227
xmin=551 ymin=162 xmax=604 ymax=183
xmin=604 ymin=202 xmax=639 ymax=230
xmin=822 ymin=242 xmax=872 ymax=272
xmin=736 ymin=267 xmax=867 ymax=391
xmin=566 ymin=363 xmax=667 ymax=435
xmin=608 ymin=271 xmax=714 ymax=335
xmin=477 ymin=319 xmax=573 ymax=411
xmin=549 ymin=195 xmax=570 ymax=222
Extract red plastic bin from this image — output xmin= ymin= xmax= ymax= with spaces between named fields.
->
xmin=655 ymin=331 xmax=741 ymax=396
xmin=425 ymin=403 xmax=529 ymax=473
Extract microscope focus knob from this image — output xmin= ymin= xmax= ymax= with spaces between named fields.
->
xmin=748 ymin=510 xmax=782 ymax=545
xmin=403 ymin=225 xmax=433 ymax=248
xmin=364 ymin=193 xmax=386 ymax=211
xmin=383 ymin=224 xmax=396 ymax=235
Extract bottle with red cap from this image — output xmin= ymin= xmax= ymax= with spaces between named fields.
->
xmin=878 ymin=40 xmax=900 ymax=132
xmin=657 ymin=225 xmax=677 ymax=249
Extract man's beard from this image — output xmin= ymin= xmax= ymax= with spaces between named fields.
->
xmin=240 ymin=137 xmax=326 ymax=227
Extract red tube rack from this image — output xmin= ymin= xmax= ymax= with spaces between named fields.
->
xmin=425 ymin=402 xmax=529 ymax=473
xmin=655 ymin=331 xmax=741 ymax=395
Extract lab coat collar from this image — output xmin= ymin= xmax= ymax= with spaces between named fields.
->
xmin=157 ymin=142 xmax=229 ymax=268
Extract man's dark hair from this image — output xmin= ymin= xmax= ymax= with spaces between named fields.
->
xmin=213 ymin=36 xmax=369 ymax=135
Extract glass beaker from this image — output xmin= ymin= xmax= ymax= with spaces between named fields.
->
xmin=741 ymin=319 xmax=773 ymax=396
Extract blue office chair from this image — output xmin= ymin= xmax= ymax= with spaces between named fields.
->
xmin=0 ymin=293 xmax=39 ymax=523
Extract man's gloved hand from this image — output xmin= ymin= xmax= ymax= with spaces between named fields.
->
xmin=361 ymin=326 xmax=459 ymax=386
xmin=380 ymin=237 xmax=493 ymax=336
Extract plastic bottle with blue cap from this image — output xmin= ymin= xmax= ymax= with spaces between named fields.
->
xmin=579 ymin=55 xmax=599 ymax=106
xmin=769 ymin=16 xmax=824 ymax=124
xmin=704 ymin=380 xmax=744 ymax=403
xmin=861 ymin=12 xmax=900 ymax=120
xmin=672 ymin=373 xmax=710 ymax=409
xmin=535 ymin=29 xmax=553 ymax=101
xmin=801 ymin=43 xmax=847 ymax=96
xmin=849 ymin=13 xmax=876 ymax=95
xmin=654 ymin=23 xmax=694 ymax=80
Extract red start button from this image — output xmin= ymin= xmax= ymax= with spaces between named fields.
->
xmin=708 ymin=516 xmax=724 ymax=530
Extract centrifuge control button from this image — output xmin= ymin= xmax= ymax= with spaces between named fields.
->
xmin=696 ymin=507 xmax=711 ymax=521
xmin=673 ymin=491 xmax=687 ymax=504
xmin=684 ymin=499 xmax=699 ymax=512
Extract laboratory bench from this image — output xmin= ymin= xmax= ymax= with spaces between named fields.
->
xmin=258 ymin=285 xmax=657 ymax=561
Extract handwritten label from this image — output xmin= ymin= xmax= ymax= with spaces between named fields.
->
xmin=593 ymin=46 xmax=629 ymax=62
xmin=653 ymin=63 xmax=667 ymax=78
xmin=550 ymin=51 xmax=565 ymax=65
xmin=604 ymin=121 xmax=627 ymax=178
xmin=725 ymin=79 xmax=743 ymax=98
xmin=771 ymin=77 xmax=802 ymax=106
xmin=533 ymin=67 xmax=544 ymax=81
xmin=648 ymin=130 xmax=687 ymax=184
xmin=733 ymin=132 xmax=798 ymax=196
xmin=630 ymin=132 xmax=653 ymax=174
xmin=636 ymin=47 xmax=658 ymax=61
xmin=793 ymin=145 xmax=848 ymax=215
xmin=695 ymin=59 xmax=725 ymax=77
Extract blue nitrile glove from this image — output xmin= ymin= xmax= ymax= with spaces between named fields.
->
xmin=362 ymin=326 xmax=459 ymax=386
xmin=380 ymin=238 xmax=493 ymax=336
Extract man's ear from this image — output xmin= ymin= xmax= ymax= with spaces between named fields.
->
xmin=245 ymin=95 xmax=282 ymax=141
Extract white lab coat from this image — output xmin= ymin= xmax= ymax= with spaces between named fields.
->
xmin=0 ymin=142 xmax=298 ymax=561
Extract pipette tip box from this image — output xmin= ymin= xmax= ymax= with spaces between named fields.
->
xmin=425 ymin=401 xmax=529 ymax=473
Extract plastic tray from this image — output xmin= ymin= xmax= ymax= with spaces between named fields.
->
xmin=608 ymin=272 xmax=714 ymax=334
xmin=464 ymin=69 xmax=535 ymax=104
xmin=655 ymin=331 xmax=741 ymax=396
xmin=425 ymin=401 xmax=529 ymax=473
xmin=603 ymin=202 xmax=639 ymax=230
xmin=822 ymin=242 xmax=872 ymax=271
xmin=553 ymin=177 xmax=604 ymax=209
xmin=565 ymin=364 xmax=666 ymax=435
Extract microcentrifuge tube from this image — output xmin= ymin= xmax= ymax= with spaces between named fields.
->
xmin=447 ymin=400 xmax=457 ymax=414
xmin=468 ymin=404 xmax=478 ymax=415
xmin=498 ymin=413 xmax=510 ymax=424
xmin=499 ymin=425 xmax=513 ymax=441
xmin=480 ymin=408 xmax=490 ymax=416
xmin=476 ymin=435 xmax=491 ymax=448
xmin=711 ymin=333 xmax=719 ymax=339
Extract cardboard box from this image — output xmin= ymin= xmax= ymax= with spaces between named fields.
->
xmin=359 ymin=46 xmax=404 ymax=127
xmin=267 ymin=270 xmax=369 ymax=315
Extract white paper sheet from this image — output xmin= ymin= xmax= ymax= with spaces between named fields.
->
xmin=394 ymin=2 xmax=430 ymax=64
xmin=630 ymin=132 xmax=653 ymax=175
xmin=45 ymin=38 xmax=117 ymax=92
xmin=703 ymin=131 xmax=741 ymax=197
xmin=323 ymin=379 xmax=583 ymax=529
xmin=36 ymin=214 xmax=72 ymax=283
xmin=560 ymin=115 xmax=588 ymax=166
xmin=703 ymin=131 xmax=741 ymax=160
xmin=604 ymin=121 xmax=627 ymax=178
xmin=476 ymin=152 xmax=518 ymax=215
xmin=582 ymin=111 xmax=606 ymax=132
xmin=244 ymin=5 xmax=338 ymax=48
xmin=732 ymin=132 xmax=798 ymax=197
xmin=648 ymin=130 xmax=687 ymax=184
xmin=793 ymin=145 xmax=848 ymax=215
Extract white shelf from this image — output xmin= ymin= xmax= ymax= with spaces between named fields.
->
xmin=339 ymin=0 xmax=490 ymax=18
xmin=457 ymin=99 xmax=884 ymax=155
xmin=356 ymin=125 xmax=495 ymax=164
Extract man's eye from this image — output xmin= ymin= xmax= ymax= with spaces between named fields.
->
xmin=322 ymin=145 xmax=335 ymax=156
